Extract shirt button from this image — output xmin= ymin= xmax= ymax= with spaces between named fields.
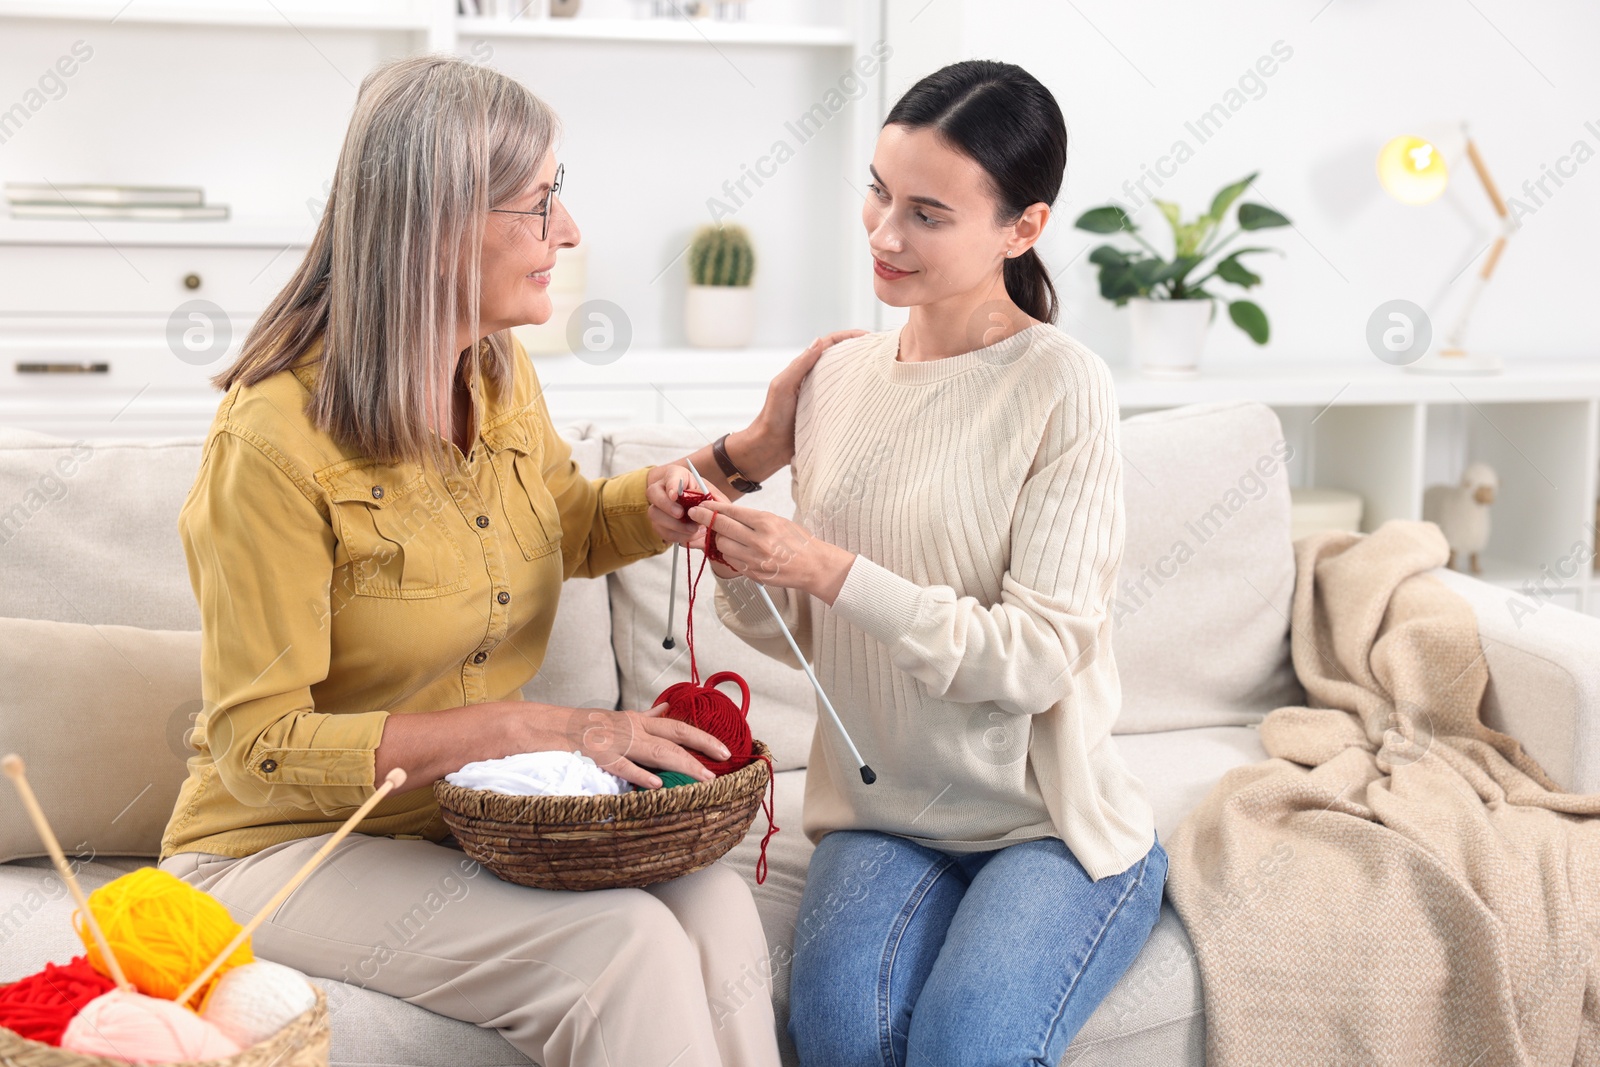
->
xmin=472 ymin=651 xmax=487 ymax=664
xmin=476 ymin=515 xmax=489 ymax=529
xmin=497 ymin=591 xmax=510 ymax=605
xmin=259 ymin=758 xmax=278 ymax=774
xmin=371 ymin=486 xmax=384 ymax=500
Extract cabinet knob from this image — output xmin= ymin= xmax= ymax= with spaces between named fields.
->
xmin=183 ymin=273 xmax=202 ymax=290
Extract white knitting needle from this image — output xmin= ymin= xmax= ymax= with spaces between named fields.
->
xmin=663 ymin=543 xmax=680 ymax=650
xmin=2 ymin=753 xmax=135 ymax=991
xmin=684 ymin=460 xmax=875 ymax=784
xmin=174 ymin=767 xmax=409 ymax=1008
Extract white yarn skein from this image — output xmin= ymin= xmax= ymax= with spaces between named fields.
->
xmin=200 ymin=959 xmax=318 ymax=1047
xmin=445 ymin=750 xmax=632 ymax=796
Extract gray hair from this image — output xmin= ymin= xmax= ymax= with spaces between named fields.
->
xmin=217 ymin=54 xmax=559 ymax=472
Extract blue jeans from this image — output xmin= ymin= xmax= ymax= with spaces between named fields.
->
xmin=786 ymin=829 xmax=1168 ymax=1067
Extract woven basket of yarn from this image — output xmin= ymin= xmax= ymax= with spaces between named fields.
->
xmin=0 ymin=985 xmax=329 ymax=1067
xmin=433 ymin=740 xmax=773 ymax=891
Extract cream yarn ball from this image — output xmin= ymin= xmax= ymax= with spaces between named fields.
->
xmin=61 ymin=989 xmax=242 ymax=1063
xmin=200 ymin=959 xmax=318 ymax=1047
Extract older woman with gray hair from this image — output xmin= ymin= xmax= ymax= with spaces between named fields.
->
xmin=155 ymin=53 xmax=852 ymax=1067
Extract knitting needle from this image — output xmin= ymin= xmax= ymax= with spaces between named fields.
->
xmin=665 ymin=477 xmax=686 ymax=648
xmin=684 ymin=460 xmax=876 ymax=785
xmin=663 ymin=549 xmax=680 ymax=650
xmin=175 ymin=767 xmax=408 ymax=1008
xmin=2 ymin=753 xmax=134 ymax=991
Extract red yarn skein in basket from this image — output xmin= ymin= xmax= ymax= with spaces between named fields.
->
xmin=653 ymin=532 xmax=778 ymax=882
xmin=0 ymin=955 xmax=116 ymax=1046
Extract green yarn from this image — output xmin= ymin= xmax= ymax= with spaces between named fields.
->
xmin=651 ymin=770 xmax=699 ymax=789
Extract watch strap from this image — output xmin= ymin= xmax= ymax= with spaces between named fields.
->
xmin=712 ymin=433 xmax=762 ymax=493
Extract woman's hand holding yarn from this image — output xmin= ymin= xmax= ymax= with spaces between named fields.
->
xmin=645 ymin=463 xmax=719 ymax=548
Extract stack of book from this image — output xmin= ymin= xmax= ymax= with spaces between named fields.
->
xmin=4 ymin=183 xmax=229 ymax=221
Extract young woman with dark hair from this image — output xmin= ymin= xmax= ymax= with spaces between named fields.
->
xmin=687 ymin=60 xmax=1167 ymax=1065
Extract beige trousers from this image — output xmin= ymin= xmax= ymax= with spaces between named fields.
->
xmin=159 ymin=833 xmax=780 ymax=1067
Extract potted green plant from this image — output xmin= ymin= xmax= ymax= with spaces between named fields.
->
xmin=1075 ymin=172 xmax=1290 ymax=377
xmin=685 ymin=223 xmax=756 ymax=349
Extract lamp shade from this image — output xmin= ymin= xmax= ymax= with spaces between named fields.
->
xmin=1377 ymin=134 xmax=1450 ymax=204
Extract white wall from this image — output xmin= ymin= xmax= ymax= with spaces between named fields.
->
xmin=883 ymin=0 xmax=1600 ymax=365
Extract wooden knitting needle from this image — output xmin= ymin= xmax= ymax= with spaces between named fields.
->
xmin=684 ymin=460 xmax=876 ymax=784
xmin=2 ymin=753 xmax=134 ymax=991
xmin=174 ymin=767 xmax=408 ymax=1008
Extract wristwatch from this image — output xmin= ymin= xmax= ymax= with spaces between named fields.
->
xmin=712 ymin=433 xmax=762 ymax=493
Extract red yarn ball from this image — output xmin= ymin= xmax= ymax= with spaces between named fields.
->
xmin=0 ymin=955 xmax=117 ymax=1046
xmin=654 ymin=671 xmax=756 ymax=776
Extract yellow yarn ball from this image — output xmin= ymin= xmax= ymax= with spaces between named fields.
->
xmin=74 ymin=867 xmax=254 ymax=1006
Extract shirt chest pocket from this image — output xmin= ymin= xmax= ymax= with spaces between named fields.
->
xmin=321 ymin=465 xmax=470 ymax=599
xmin=484 ymin=418 xmax=562 ymax=562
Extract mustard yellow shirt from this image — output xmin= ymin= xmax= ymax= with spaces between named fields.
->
xmin=159 ymin=335 xmax=666 ymax=862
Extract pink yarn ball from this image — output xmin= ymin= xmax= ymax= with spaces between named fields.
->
xmin=60 ymin=989 xmax=242 ymax=1064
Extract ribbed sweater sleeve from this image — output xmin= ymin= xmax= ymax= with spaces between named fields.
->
xmin=828 ymin=356 xmax=1124 ymax=716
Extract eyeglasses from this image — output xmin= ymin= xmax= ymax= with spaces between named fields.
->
xmin=488 ymin=163 xmax=564 ymax=241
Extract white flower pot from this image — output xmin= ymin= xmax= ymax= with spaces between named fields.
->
xmin=1128 ymin=297 xmax=1214 ymax=378
xmin=685 ymin=285 xmax=756 ymax=349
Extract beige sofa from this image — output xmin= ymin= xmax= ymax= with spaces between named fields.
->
xmin=3 ymin=400 xmax=1596 ymax=1067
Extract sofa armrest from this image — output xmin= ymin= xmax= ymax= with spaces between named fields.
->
xmin=1429 ymin=566 xmax=1600 ymax=794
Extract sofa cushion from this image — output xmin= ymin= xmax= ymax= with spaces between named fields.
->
xmin=602 ymin=426 xmax=817 ymax=772
xmin=1111 ymin=724 xmax=1270 ymax=844
xmin=1113 ymin=401 xmax=1303 ymax=733
xmin=0 ymin=428 xmax=204 ymax=630
xmin=0 ymin=618 xmax=199 ymax=862
xmin=516 ymin=427 xmax=619 ymax=713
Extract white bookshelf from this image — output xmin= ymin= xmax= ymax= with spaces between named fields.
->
xmin=454 ymin=15 xmax=854 ymax=47
xmin=0 ymin=219 xmax=316 ymax=249
xmin=0 ymin=1 xmax=436 ymax=31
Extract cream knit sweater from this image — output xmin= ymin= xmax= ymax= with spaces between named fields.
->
xmin=714 ymin=323 xmax=1157 ymax=881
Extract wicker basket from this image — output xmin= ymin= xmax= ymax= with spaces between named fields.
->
xmin=434 ymin=741 xmax=773 ymax=891
xmin=0 ymin=986 xmax=329 ymax=1066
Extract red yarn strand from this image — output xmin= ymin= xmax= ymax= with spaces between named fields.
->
xmin=653 ymin=527 xmax=778 ymax=883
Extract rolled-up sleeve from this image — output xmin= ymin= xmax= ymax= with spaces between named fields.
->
xmin=179 ymin=428 xmax=389 ymax=817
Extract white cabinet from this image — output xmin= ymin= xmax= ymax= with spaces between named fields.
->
xmin=0 ymin=225 xmax=307 ymax=438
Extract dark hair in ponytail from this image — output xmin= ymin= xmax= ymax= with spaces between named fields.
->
xmin=884 ymin=60 xmax=1066 ymax=324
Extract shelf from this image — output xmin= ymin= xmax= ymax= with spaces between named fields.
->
xmin=455 ymin=15 xmax=854 ymax=47
xmin=1112 ymin=357 xmax=1600 ymax=408
xmin=0 ymin=1 xmax=433 ymax=31
xmin=0 ymin=218 xmax=316 ymax=248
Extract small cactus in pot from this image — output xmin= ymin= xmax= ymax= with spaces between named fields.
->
xmin=685 ymin=224 xmax=757 ymax=348
xmin=689 ymin=224 xmax=756 ymax=287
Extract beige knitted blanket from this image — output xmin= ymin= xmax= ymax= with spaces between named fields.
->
xmin=1165 ymin=519 xmax=1600 ymax=1066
